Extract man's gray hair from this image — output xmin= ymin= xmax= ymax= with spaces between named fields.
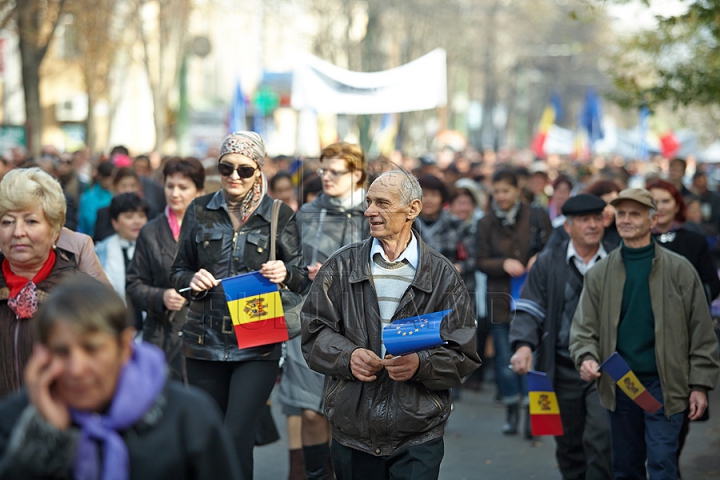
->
xmin=376 ymin=170 xmax=423 ymax=205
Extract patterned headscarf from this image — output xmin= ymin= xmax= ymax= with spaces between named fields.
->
xmin=219 ymin=131 xmax=266 ymax=169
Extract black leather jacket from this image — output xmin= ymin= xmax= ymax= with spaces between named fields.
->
xmin=301 ymin=233 xmax=480 ymax=456
xmin=170 ymin=191 xmax=308 ymax=362
xmin=127 ymin=214 xmax=187 ymax=380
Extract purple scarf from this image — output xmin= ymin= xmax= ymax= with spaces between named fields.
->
xmin=71 ymin=342 xmax=167 ymax=480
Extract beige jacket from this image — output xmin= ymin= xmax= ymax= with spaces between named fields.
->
xmin=57 ymin=228 xmax=110 ymax=286
xmin=570 ymin=242 xmax=720 ymax=416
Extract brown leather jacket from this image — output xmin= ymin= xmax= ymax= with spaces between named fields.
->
xmin=301 ymin=233 xmax=480 ymax=456
xmin=0 ymin=249 xmax=84 ymax=399
xmin=476 ymin=202 xmax=552 ymax=323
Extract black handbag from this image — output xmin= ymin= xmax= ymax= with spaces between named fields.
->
xmin=270 ymin=199 xmax=304 ymax=339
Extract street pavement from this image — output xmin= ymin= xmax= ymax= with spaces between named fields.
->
xmin=255 ymin=380 xmax=720 ymax=479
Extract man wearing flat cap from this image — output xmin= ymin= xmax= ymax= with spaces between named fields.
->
xmin=570 ymin=188 xmax=720 ymax=479
xmin=510 ymin=194 xmax=613 ymax=479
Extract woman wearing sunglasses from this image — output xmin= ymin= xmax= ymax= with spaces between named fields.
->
xmin=170 ymin=131 xmax=308 ymax=480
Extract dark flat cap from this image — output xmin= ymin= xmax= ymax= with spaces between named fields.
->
xmin=561 ymin=194 xmax=606 ymax=216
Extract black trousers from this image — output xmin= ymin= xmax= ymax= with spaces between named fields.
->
xmin=331 ymin=438 xmax=443 ymax=480
xmin=186 ymin=358 xmax=279 ymax=480
xmin=554 ymin=359 xmax=613 ymax=480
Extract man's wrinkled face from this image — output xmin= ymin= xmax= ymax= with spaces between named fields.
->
xmin=365 ymin=174 xmax=414 ymax=242
xmin=615 ymin=200 xmax=656 ymax=243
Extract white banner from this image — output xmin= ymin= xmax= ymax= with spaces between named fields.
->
xmin=291 ymin=49 xmax=447 ymax=114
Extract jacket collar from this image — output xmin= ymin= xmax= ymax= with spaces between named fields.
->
xmin=349 ymin=229 xmax=434 ymax=293
xmin=608 ymin=239 xmax=666 ymax=266
xmin=206 ymin=190 xmax=274 ymax=223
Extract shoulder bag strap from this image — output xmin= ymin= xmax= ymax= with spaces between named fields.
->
xmin=270 ymin=199 xmax=282 ymax=262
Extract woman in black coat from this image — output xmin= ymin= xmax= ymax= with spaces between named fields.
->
xmin=648 ymin=178 xmax=720 ymax=476
xmin=170 ymin=132 xmax=307 ymax=480
xmin=127 ymin=157 xmax=205 ymax=381
xmin=648 ymin=179 xmax=720 ymax=301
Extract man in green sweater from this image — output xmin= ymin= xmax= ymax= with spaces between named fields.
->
xmin=569 ymin=188 xmax=720 ymax=480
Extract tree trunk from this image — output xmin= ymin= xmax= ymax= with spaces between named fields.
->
xmin=480 ymin=0 xmax=499 ymax=151
xmin=358 ymin=2 xmax=381 ymax=153
xmin=85 ymin=88 xmax=96 ymax=152
xmin=18 ymin=38 xmax=43 ymax=157
xmin=153 ymin=90 xmax=166 ymax=152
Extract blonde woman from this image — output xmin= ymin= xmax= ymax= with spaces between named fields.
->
xmin=0 ymin=168 xmax=84 ymax=399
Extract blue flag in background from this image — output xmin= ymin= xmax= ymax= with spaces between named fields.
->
xmin=289 ymin=158 xmax=303 ymax=186
xmin=228 ymin=79 xmax=246 ymax=134
xmin=580 ymin=87 xmax=604 ymax=144
xmin=551 ymin=91 xmax=563 ymax=123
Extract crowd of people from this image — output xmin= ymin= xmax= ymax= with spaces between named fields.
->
xmin=0 ymin=135 xmax=718 ymax=479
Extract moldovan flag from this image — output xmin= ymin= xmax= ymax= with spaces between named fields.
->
xmin=222 ymin=272 xmax=289 ymax=349
xmin=599 ymin=352 xmax=662 ymax=414
xmin=527 ymin=371 xmax=564 ymax=436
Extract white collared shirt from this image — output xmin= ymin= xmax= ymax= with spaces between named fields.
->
xmin=566 ymin=240 xmax=607 ymax=276
xmin=370 ymin=233 xmax=419 ymax=269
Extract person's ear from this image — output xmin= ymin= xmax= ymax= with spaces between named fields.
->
xmin=119 ymin=327 xmax=136 ymax=364
xmin=111 ymin=218 xmax=119 ymax=232
xmin=563 ymin=219 xmax=571 ymax=235
xmin=649 ymin=212 xmax=658 ymax=230
xmin=407 ymin=199 xmax=422 ymax=221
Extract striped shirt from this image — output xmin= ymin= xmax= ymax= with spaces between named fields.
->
xmin=371 ymin=235 xmax=419 ymax=356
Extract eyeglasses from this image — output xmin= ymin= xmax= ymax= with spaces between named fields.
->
xmin=218 ymin=163 xmax=257 ymax=178
xmin=317 ymin=168 xmax=350 ymax=179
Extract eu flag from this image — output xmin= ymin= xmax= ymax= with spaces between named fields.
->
xmin=382 ymin=310 xmax=449 ymax=356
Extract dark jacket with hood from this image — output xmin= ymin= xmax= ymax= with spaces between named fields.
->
xmin=170 ymin=191 xmax=308 ymax=362
xmin=0 ymin=382 xmax=242 ymax=480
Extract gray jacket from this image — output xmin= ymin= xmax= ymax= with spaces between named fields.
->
xmin=295 ymin=192 xmax=368 ymax=274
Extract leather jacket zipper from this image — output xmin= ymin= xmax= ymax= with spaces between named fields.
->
xmin=426 ymin=387 xmax=443 ymax=413
xmin=14 ymin=318 xmax=20 ymax=388
xmin=325 ymin=378 xmax=343 ymax=400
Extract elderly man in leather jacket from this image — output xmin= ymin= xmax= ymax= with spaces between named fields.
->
xmin=301 ymin=170 xmax=480 ymax=480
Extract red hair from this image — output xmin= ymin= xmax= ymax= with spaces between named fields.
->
xmin=646 ymin=179 xmax=686 ymax=223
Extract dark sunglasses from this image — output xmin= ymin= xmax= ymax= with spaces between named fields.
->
xmin=217 ymin=162 xmax=257 ymax=178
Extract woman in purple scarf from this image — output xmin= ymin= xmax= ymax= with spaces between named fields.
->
xmin=0 ymin=277 xmax=242 ymax=480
